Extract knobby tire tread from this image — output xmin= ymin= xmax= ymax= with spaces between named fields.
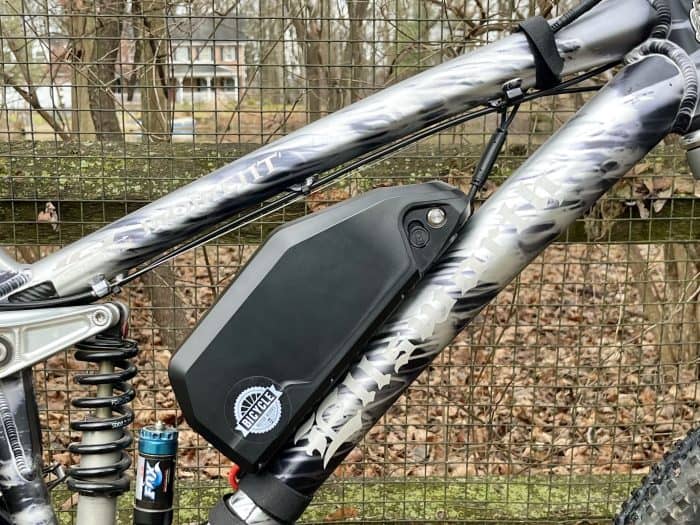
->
xmin=616 ymin=427 xmax=700 ymax=524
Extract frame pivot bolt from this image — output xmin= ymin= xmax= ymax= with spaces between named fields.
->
xmin=0 ymin=339 xmax=12 ymax=365
xmin=93 ymin=310 xmax=109 ymax=326
xmin=427 ymin=208 xmax=447 ymax=228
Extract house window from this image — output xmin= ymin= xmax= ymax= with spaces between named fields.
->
xmin=213 ymin=77 xmax=237 ymax=92
xmin=195 ymin=46 xmax=213 ymax=62
xmin=223 ymin=77 xmax=237 ymax=92
xmin=183 ymin=77 xmax=207 ymax=92
xmin=175 ymin=46 xmax=190 ymax=62
xmin=222 ymin=45 xmax=236 ymax=62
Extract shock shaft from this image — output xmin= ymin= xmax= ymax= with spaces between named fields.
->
xmin=68 ymin=332 xmax=139 ymax=525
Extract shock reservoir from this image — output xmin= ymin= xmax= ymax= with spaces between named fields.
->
xmin=134 ymin=422 xmax=178 ymax=525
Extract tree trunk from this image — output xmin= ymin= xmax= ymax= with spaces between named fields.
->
xmin=660 ymin=244 xmax=700 ymax=366
xmin=88 ymin=0 xmax=124 ymax=140
xmin=260 ymin=0 xmax=285 ymax=106
xmin=141 ymin=265 xmax=190 ymax=350
xmin=344 ymin=0 xmax=369 ymax=104
xmin=287 ymin=0 xmax=327 ymax=122
xmin=134 ymin=0 xmax=172 ymax=142
xmin=305 ymin=27 xmax=324 ymax=121
xmin=68 ymin=0 xmax=96 ymax=140
xmin=629 ymin=243 xmax=700 ymax=380
xmin=126 ymin=14 xmax=142 ymax=103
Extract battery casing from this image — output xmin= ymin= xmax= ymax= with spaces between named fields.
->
xmin=170 ymin=182 xmax=469 ymax=471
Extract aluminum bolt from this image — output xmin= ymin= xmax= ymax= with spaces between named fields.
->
xmin=93 ymin=310 xmax=109 ymax=326
xmin=427 ymin=208 xmax=447 ymax=228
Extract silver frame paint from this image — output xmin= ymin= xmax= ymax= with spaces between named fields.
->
xmin=0 ymin=0 xmax=656 ymax=299
xmin=2 ymin=1 xmax=699 ymax=524
xmin=252 ymin=45 xmax=695 ymax=517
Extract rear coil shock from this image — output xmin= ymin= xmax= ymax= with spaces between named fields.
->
xmin=66 ymin=333 xmax=138 ymax=497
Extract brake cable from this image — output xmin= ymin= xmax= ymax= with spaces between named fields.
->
xmin=466 ymin=78 xmax=524 ymax=204
xmin=111 ymin=65 xmax=609 ymax=292
xmin=551 ymin=0 xmax=604 ymax=32
xmin=0 ymin=63 xmax=611 ymax=310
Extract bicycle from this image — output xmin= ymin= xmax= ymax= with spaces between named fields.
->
xmin=0 ymin=0 xmax=698 ymax=523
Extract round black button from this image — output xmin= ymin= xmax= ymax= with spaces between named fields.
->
xmin=409 ymin=223 xmax=430 ymax=248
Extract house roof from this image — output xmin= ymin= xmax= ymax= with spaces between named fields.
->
xmin=169 ymin=16 xmax=246 ymax=43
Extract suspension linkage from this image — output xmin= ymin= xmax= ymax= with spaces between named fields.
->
xmin=0 ymin=303 xmax=122 ymax=379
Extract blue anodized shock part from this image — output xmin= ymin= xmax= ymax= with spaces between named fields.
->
xmin=139 ymin=424 xmax=178 ymax=456
xmin=134 ymin=423 xmax=179 ymax=525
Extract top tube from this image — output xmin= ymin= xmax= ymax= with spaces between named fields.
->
xmin=10 ymin=0 xmax=656 ymax=298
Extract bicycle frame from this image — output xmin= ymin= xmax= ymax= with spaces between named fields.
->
xmin=0 ymin=1 xmax=698 ymax=524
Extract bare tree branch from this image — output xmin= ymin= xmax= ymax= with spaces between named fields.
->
xmin=0 ymin=71 xmax=71 ymax=141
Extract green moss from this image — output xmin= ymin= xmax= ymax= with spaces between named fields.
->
xmin=1 ymin=141 xmax=696 ymax=245
xmin=52 ymin=475 xmax=640 ymax=524
xmin=0 ymin=142 xmax=465 ymax=202
xmin=302 ymin=476 xmax=638 ymax=524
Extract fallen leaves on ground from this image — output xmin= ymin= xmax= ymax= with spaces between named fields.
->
xmin=32 ymin=240 xmax=700 ymax=486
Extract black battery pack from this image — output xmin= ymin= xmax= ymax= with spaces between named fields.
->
xmin=169 ymin=182 xmax=468 ymax=471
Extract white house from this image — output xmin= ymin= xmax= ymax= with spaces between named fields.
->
xmin=169 ymin=16 xmax=247 ymax=103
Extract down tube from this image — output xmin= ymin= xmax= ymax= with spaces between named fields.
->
xmin=224 ymin=55 xmax=693 ymax=523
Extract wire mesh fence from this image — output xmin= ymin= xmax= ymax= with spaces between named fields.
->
xmin=1 ymin=0 xmax=700 ymax=523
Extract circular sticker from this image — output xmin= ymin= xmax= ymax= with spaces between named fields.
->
xmin=233 ymin=385 xmax=283 ymax=437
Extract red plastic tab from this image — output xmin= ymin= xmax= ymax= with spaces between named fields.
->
xmin=228 ymin=463 xmax=240 ymax=490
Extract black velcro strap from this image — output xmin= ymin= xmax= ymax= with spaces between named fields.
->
xmin=239 ymin=471 xmax=312 ymax=523
xmin=518 ymin=16 xmax=563 ymax=89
